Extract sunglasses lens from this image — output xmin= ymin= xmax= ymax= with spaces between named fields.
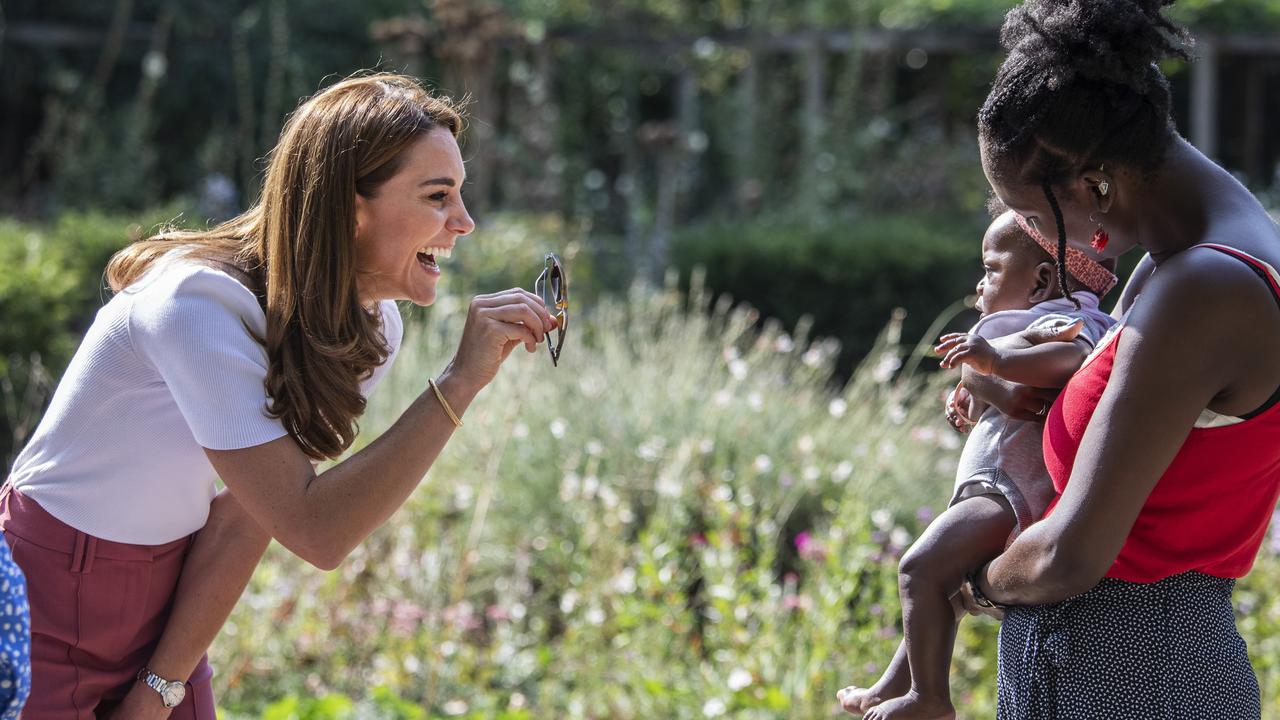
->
xmin=550 ymin=270 xmax=563 ymax=301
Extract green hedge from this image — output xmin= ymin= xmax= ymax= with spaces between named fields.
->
xmin=0 ymin=208 xmax=196 ymax=462
xmin=672 ymin=211 xmax=986 ymax=377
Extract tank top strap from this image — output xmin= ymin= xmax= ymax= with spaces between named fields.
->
xmin=1195 ymin=243 xmax=1280 ymax=308
xmin=1195 ymin=243 xmax=1280 ymax=419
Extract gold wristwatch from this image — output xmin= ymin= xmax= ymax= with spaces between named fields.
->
xmin=137 ymin=667 xmax=187 ymax=708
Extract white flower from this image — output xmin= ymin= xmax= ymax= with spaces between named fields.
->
xmin=560 ymin=591 xmax=578 ymax=614
xmin=703 ymin=698 xmax=727 ymax=717
xmin=585 ymin=605 xmax=606 ymax=625
xmin=713 ymin=389 xmax=733 ymax=407
xmin=829 ymin=398 xmax=848 ymax=418
xmin=747 ymin=391 xmax=763 ymax=410
xmin=586 ymin=439 xmax=604 ymax=456
xmin=656 ymin=474 xmax=682 ymax=498
xmin=637 ymin=436 xmax=666 ymax=461
xmin=774 ymin=334 xmax=795 ymax=353
xmin=708 ymin=583 xmax=734 ymax=600
xmin=888 ymin=403 xmax=908 ymax=424
xmin=797 ymin=435 xmax=815 ymax=453
xmin=871 ymin=508 xmax=893 ymax=530
xmin=729 ymin=359 xmax=749 ymax=380
xmin=443 ymin=699 xmax=468 ymax=716
xmin=559 ymin=472 xmax=580 ymax=501
xmin=753 ymin=455 xmax=773 ymax=473
xmin=803 ymin=465 xmax=821 ymax=482
xmin=872 ymin=352 xmax=902 ymax=384
xmin=727 ymin=668 xmax=753 ymax=691
xmin=833 ymin=461 xmax=854 ymax=482
xmin=613 ymin=567 xmax=637 ymax=594
xmin=453 ymin=484 xmax=474 ymax=509
xmin=550 ymin=418 xmax=568 ymax=438
xmin=699 ymin=438 xmax=716 ymax=454
xmin=512 ymin=422 xmax=529 ymax=439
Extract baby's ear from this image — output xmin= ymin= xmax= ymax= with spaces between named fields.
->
xmin=1029 ymin=261 xmax=1058 ymax=303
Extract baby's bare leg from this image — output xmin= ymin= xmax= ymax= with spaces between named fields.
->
xmin=863 ymin=494 xmax=1015 ymax=720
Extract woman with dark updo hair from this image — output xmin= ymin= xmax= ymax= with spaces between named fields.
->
xmin=952 ymin=0 xmax=1280 ymax=717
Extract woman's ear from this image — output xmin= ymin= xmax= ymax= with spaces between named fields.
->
xmin=1079 ymin=167 xmax=1115 ymax=215
xmin=353 ymin=193 xmax=368 ymax=240
xmin=1030 ymin=261 xmax=1058 ymax=303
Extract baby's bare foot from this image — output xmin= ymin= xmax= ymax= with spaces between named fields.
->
xmin=862 ymin=691 xmax=955 ymax=720
xmin=836 ymin=674 xmax=911 ymax=716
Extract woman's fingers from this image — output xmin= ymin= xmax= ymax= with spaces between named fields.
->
xmin=1005 ymin=385 xmax=1059 ymax=421
xmin=1023 ymin=318 xmax=1083 ymax=345
xmin=956 ymin=583 xmax=1005 ymax=620
xmin=478 ymin=303 xmax=551 ymax=343
xmin=473 ymin=288 xmax=557 ymax=331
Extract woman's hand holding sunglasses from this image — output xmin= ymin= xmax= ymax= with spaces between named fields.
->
xmin=444 ymin=288 xmax=559 ymax=396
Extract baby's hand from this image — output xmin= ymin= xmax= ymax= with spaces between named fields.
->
xmin=935 ymin=333 xmax=1000 ymax=375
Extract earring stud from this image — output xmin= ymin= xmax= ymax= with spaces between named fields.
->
xmin=1099 ymin=180 xmax=1109 ymax=196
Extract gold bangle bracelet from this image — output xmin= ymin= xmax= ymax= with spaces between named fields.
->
xmin=428 ymin=378 xmax=463 ymax=428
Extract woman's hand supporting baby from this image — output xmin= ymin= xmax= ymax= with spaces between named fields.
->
xmin=942 ymin=320 xmax=1086 ymax=423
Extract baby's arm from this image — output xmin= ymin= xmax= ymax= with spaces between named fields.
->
xmin=936 ymin=319 xmax=1090 ymax=388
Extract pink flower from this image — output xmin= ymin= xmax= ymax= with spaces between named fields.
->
xmin=783 ymin=594 xmax=812 ymax=612
xmin=795 ymin=531 xmax=827 ymax=562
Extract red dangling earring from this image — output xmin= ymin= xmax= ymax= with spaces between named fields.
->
xmin=1091 ymin=225 xmax=1109 ymax=252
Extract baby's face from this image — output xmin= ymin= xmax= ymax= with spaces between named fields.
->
xmin=975 ymin=221 xmax=1044 ymax=315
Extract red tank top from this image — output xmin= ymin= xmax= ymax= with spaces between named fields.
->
xmin=1042 ymin=244 xmax=1280 ymax=583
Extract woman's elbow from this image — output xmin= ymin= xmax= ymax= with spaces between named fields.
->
xmin=1031 ymin=543 xmax=1107 ymax=601
xmin=284 ymin=531 xmax=354 ymax=572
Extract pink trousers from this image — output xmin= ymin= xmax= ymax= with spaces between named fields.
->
xmin=0 ymin=484 xmax=215 ymax=719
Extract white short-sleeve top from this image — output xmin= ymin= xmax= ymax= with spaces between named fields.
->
xmin=7 ymin=260 xmax=403 ymax=545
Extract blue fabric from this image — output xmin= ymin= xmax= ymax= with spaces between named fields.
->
xmin=0 ymin=534 xmax=30 ymax=719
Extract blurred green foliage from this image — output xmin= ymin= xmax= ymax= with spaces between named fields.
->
xmin=673 ymin=211 xmax=985 ymax=377
xmin=0 ymin=207 xmax=194 ymax=462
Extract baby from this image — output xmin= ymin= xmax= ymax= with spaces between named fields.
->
xmin=838 ymin=208 xmax=1117 ymax=720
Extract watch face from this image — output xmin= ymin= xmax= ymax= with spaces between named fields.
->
xmin=161 ymin=682 xmax=186 ymax=708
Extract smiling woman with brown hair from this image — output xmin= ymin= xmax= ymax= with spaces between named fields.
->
xmin=3 ymin=73 xmax=558 ymax=718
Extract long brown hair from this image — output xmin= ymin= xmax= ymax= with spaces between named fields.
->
xmin=106 ymin=73 xmax=463 ymax=459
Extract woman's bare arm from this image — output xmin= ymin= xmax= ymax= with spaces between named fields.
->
xmin=977 ymin=252 xmax=1280 ymax=604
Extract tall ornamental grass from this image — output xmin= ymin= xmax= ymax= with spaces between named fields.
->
xmin=212 ymin=276 xmax=1280 ymax=718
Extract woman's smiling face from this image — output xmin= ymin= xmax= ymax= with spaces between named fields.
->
xmin=353 ymin=126 xmax=476 ymax=307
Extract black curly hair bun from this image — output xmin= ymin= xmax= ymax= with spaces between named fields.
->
xmin=980 ymin=0 xmax=1193 ymax=183
xmin=1003 ymin=0 xmax=1189 ymax=93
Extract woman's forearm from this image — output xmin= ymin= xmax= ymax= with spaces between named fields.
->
xmin=206 ymin=365 xmax=479 ymax=570
xmin=146 ymin=491 xmax=270 ymax=682
xmin=299 ymin=367 xmax=478 ymax=565
xmin=978 ymin=519 xmax=1097 ymax=606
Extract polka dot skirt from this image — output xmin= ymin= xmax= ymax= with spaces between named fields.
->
xmin=997 ymin=571 xmax=1260 ymax=719
xmin=0 ymin=535 xmax=28 ymax=719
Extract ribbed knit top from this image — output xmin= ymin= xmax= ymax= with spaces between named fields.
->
xmin=8 ymin=260 xmax=402 ymax=544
